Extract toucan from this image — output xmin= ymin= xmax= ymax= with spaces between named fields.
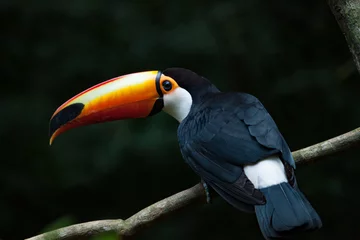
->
xmin=49 ymin=68 xmax=322 ymax=239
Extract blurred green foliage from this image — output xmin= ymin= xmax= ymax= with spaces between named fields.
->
xmin=1 ymin=0 xmax=360 ymax=240
xmin=90 ymin=231 xmax=119 ymax=240
xmin=40 ymin=215 xmax=76 ymax=233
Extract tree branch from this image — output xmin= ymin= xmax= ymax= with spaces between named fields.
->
xmin=328 ymin=0 xmax=360 ymax=73
xmin=26 ymin=127 xmax=360 ymax=240
xmin=291 ymin=127 xmax=360 ymax=163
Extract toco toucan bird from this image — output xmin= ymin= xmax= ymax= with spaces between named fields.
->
xmin=49 ymin=68 xmax=322 ymax=239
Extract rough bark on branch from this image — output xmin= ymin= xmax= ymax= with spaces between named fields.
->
xmin=328 ymin=0 xmax=360 ymax=73
xmin=26 ymin=127 xmax=360 ymax=240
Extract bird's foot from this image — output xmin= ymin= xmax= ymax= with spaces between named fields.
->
xmin=201 ymin=180 xmax=212 ymax=204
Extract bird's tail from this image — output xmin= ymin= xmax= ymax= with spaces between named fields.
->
xmin=255 ymin=182 xmax=322 ymax=239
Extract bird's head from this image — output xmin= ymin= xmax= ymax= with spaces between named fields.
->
xmin=49 ymin=68 xmax=219 ymax=145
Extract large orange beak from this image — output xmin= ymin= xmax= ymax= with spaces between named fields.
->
xmin=49 ymin=71 xmax=165 ymax=145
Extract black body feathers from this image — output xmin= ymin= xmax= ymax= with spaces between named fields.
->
xmin=178 ymin=92 xmax=295 ymax=211
xmin=177 ymin=91 xmax=321 ymax=238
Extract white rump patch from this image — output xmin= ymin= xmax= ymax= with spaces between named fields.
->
xmin=163 ymin=87 xmax=192 ymax=122
xmin=243 ymin=156 xmax=288 ymax=189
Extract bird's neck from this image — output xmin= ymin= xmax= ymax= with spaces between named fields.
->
xmin=184 ymin=84 xmax=221 ymax=121
xmin=163 ymin=84 xmax=220 ymax=123
xmin=190 ymin=83 xmax=220 ymax=105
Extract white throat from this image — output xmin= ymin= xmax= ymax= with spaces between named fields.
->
xmin=163 ymin=87 xmax=193 ymax=122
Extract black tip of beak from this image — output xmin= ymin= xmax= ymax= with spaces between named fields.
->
xmin=49 ymin=103 xmax=84 ymax=137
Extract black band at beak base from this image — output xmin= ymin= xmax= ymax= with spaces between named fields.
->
xmin=155 ymin=71 xmax=163 ymax=97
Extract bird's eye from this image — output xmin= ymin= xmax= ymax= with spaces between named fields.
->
xmin=162 ymin=80 xmax=172 ymax=91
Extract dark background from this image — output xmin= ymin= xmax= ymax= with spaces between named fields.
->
xmin=2 ymin=0 xmax=360 ymax=239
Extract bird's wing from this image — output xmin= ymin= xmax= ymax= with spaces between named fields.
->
xmin=178 ymin=92 xmax=295 ymax=211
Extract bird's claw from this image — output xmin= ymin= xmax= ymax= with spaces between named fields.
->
xmin=201 ymin=180 xmax=212 ymax=204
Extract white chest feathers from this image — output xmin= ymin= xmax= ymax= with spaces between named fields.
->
xmin=163 ymin=87 xmax=193 ymax=122
xmin=243 ymin=156 xmax=288 ymax=189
